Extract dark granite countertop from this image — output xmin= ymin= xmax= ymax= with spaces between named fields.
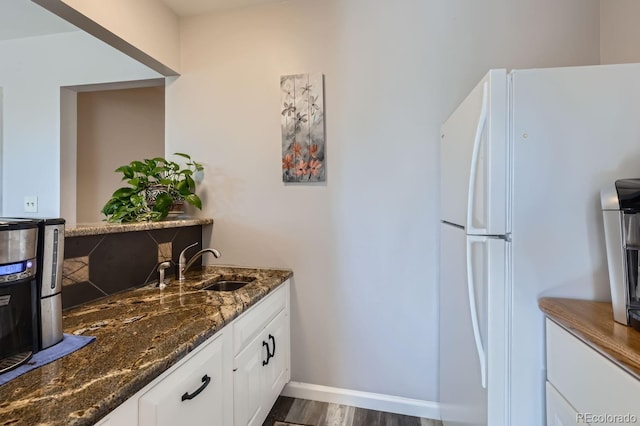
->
xmin=65 ymin=218 xmax=214 ymax=237
xmin=0 ymin=265 xmax=292 ymax=426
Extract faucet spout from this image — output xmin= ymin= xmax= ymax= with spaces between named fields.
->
xmin=178 ymin=247 xmax=221 ymax=280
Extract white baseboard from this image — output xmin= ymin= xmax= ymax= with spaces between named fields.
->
xmin=281 ymin=381 xmax=441 ymax=420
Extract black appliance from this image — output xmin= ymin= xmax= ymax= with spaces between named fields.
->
xmin=0 ymin=219 xmax=39 ymax=373
xmin=0 ymin=217 xmax=65 ymax=374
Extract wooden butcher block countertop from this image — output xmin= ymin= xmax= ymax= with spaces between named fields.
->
xmin=539 ymin=297 xmax=640 ymax=380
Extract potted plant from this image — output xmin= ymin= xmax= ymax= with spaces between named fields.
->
xmin=101 ymin=153 xmax=204 ymax=223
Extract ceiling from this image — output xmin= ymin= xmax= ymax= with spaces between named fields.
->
xmin=159 ymin=0 xmax=284 ymax=17
xmin=0 ymin=0 xmax=77 ymax=42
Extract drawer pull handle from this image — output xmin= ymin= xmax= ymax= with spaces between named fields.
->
xmin=181 ymin=375 xmax=211 ymax=401
xmin=262 ymin=340 xmax=270 ymax=366
xmin=268 ymin=334 xmax=276 ymax=359
xmin=262 ymin=334 xmax=276 ymax=366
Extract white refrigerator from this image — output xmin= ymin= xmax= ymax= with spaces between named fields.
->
xmin=439 ymin=64 xmax=640 ymax=426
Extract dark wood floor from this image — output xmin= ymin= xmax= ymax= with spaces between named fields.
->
xmin=263 ymin=396 xmax=442 ymax=426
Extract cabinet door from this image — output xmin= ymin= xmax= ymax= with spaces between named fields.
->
xmin=261 ymin=309 xmax=290 ymax=410
xmin=139 ymin=333 xmax=227 ymax=426
xmin=233 ymin=333 xmax=269 ymax=426
xmin=233 ymin=309 xmax=290 ymax=426
xmin=546 ymin=382 xmax=584 ymax=426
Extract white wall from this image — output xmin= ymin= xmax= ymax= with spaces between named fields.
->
xmin=600 ymin=0 xmax=640 ymax=64
xmin=0 ymin=31 xmax=160 ymax=218
xmin=0 ymin=88 xmax=3 ymax=210
xmin=167 ymin=0 xmax=600 ymax=405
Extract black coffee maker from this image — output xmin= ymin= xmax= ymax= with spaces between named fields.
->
xmin=0 ymin=219 xmax=39 ymax=373
xmin=0 ymin=217 xmax=65 ymax=373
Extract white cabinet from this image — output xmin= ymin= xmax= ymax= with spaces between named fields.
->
xmin=233 ymin=331 xmax=265 ymax=426
xmin=94 ymin=397 xmax=137 ymax=426
xmin=93 ymin=281 xmax=290 ymax=426
xmin=545 ymin=381 xmax=582 ymax=426
xmin=233 ymin=285 xmax=290 ymax=426
xmin=139 ymin=332 xmax=232 ymax=426
xmin=545 ymin=319 xmax=640 ymax=425
xmin=261 ymin=310 xmax=290 ymax=408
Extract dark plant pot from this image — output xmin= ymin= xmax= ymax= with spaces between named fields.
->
xmin=146 ymin=185 xmax=184 ymax=214
xmin=146 ymin=184 xmax=169 ymax=204
xmin=167 ymin=200 xmax=185 ymax=216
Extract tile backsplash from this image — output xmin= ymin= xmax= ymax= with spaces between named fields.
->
xmin=62 ymin=225 xmax=203 ymax=309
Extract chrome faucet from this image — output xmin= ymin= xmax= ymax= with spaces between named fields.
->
xmin=157 ymin=261 xmax=171 ymax=289
xmin=178 ymin=242 xmax=221 ymax=281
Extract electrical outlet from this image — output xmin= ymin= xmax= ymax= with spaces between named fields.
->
xmin=24 ymin=196 xmax=38 ymax=213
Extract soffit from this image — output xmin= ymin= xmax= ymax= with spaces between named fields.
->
xmin=159 ymin=0 xmax=284 ymax=17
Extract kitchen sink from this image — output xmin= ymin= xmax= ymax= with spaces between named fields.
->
xmin=203 ymin=277 xmax=255 ymax=291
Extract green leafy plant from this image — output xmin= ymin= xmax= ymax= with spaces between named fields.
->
xmin=101 ymin=153 xmax=204 ymax=223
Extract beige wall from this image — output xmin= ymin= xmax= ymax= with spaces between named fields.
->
xmin=34 ymin=0 xmax=180 ymax=75
xmin=600 ymin=0 xmax=640 ymax=64
xmin=77 ymin=87 xmax=164 ymax=223
xmin=166 ymin=0 xmax=600 ymax=405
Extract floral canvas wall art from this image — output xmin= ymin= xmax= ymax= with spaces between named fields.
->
xmin=281 ymin=73 xmax=325 ymax=182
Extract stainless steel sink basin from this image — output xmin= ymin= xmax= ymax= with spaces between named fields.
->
xmin=203 ymin=277 xmax=255 ymax=291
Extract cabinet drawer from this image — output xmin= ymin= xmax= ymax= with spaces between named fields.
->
xmin=546 ymin=319 xmax=640 ymax=421
xmin=546 ymin=381 xmax=582 ymax=426
xmin=139 ymin=332 xmax=227 ymax=426
xmin=233 ymin=282 xmax=287 ymax=356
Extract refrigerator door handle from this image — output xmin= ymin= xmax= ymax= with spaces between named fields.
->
xmin=466 ymin=236 xmax=487 ymax=388
xmin=466 ymin=81 xmax=488 ymax=235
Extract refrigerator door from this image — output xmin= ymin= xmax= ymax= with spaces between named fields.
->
xmin=440 ymin=70 xmax=508 ymax=235
xmin=508 ymin=63 xmax=640 ymax=426
xmin=439 ymin=223 xmax=487 ymax=426
xmin=440 ymin=222 xmax=508 ymax=426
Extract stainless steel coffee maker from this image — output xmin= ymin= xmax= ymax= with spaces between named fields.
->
xmin=0 ymin=217 xmax=65 ymax=373
xmin=34 ymin=218 xmax=65 ymax=350
xmin=601 ymin=179 xmax=640 ymax=330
